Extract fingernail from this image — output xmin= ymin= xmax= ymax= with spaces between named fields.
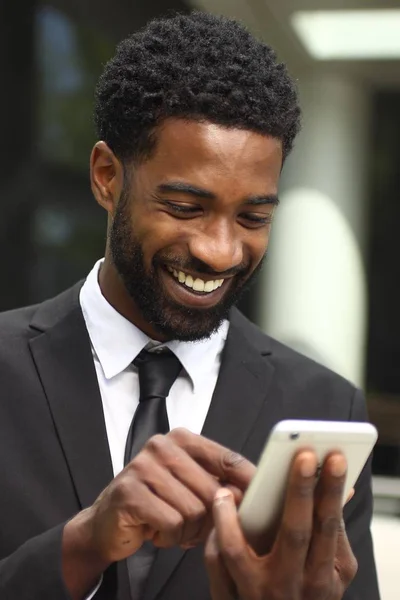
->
xmin=330 ymin=455 xmax=347 ymax=477
xmin=300 ymin=454 xmax=317 ymax=477
xmin=214 ymin=488 xmax=233 ymax=502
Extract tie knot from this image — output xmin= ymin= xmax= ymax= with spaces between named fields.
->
xmin=134 ymin=348 xmax=182 ymax=402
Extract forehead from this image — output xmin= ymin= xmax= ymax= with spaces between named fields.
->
xmin=137 ymin=119 xmax=283 ymax=192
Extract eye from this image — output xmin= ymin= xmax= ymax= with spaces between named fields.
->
xmin=238 ymin=213 xmax=273 ymax=229
xmin=163 ymin=201 xmax=202 ymax=218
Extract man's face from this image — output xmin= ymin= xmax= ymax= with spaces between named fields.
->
xmin=109 ymin=119 xmax=282 ymax=341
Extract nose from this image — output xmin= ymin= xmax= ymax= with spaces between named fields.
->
xmin=188 ymin=220 xmax=243 ymax=274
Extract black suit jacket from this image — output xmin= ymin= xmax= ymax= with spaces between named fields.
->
xmin=0 ymin=283 xmax=380 ymax=600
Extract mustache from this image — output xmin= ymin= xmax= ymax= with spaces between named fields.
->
xmin=156 ymin=254 xmax=250 ymax=278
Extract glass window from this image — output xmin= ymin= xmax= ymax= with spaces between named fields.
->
xmin=0 ymin=0 xmax=190 ymax=310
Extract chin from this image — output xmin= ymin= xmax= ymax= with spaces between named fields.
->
xmin=150 ymin=306 xmax=227 ymax=342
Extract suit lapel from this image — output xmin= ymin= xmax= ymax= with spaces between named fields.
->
xmin=201 ymin=312 xmax=275 ymax=452
xmin=29 ymin=286 xmax=114 ymax=509
xmin=143 ymin=310 xmax=276 ymax=600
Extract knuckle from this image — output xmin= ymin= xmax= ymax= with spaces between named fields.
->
xmin=160 ymin=455 xmax=178 ymax=472
xmin=220 ymin=541 xmax=247 ymax=563
xmin=145 ymin=434 xmax=167 ymax=453
xmin=348 ymin=555 xmax=359 ymax=580
xmin=315 ymin=514 xmax=341 ymax=537
xmin=204 ymin=544 xmax=219 ymax=567
xmin=337 ymin=518 xmax=346 ymax=534
xmin=130 ymin=452 xmax=148 ymax=475
xmin=110 ymin=476 xmax=135 ymax=504
xmin=292 ymin=480 xmax=314 ymax=499
xmin=340 ymin=555 xmax=358 ymax=586
xmin=336 ymin=526 xmax=358 ymax=587
xmin=327 ymin=481 xmax=345 ymax=498
xmin=221 ymin=450 xmax=246 ymax=470
xmin=204 ymin=530 xmax=219 ymax=567
xmin=168 ymin=427 xmax=191 ymax=445
xmin=183 ymin=502 xmax=207 ymax=522
xmin=281 ymin=523 xmax=311 ymax=550
xmin=166 ymin=512 xmax=184 ymax=533
xmin=170 ymin=513 xmax=185 ymax=530
xmin=351 ymin=552 xmax=358 ymax=572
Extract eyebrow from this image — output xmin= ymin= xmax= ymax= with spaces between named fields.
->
xmin=246 ymin=194 xmax=279 ymax=206
xmin=157 ymin=182 xmax=215 ymax=199
xmin=157 ymin=182 xmax=279 ymax=205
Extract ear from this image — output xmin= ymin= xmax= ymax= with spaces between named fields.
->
xmin=90 ymin=141 xmax=124 ymax=214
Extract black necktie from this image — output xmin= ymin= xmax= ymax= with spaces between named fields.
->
xmin=124 ymin=348 xmax=182 ymax=600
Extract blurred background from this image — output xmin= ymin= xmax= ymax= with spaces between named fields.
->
xmin=1 ymin=0 xmax=400 ymax=596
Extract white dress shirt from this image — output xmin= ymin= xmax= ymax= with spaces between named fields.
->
xmin=79 ymin=259 xmax=229 ymax=477
xmin=79 ymin=260 xmax=228 ymax=598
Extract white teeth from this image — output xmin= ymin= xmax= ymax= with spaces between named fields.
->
xmin=193 ymin=278 xmax=205 ymax=292
xmin=185 ymin=274 xmax=194 ymax=288
xmin=167 ymin=266 xmax=225 ymax=293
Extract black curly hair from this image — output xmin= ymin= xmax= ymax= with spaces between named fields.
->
xmin=94 ymin=11 xmax=301 ymax=166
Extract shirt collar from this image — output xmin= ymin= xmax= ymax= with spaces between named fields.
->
xmin=79 ymin=259 xmax=229 ymax=392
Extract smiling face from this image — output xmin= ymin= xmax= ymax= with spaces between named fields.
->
xmin=92 ymin=119 xmax=283 ymax=341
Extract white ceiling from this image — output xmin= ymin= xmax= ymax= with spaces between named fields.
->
xmin=191 ymin=0 xmax=400 ymax=88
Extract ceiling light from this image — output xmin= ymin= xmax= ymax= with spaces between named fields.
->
xmin=291 ymin=9 xmax=400 ymax=60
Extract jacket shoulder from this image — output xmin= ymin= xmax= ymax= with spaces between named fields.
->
xmin=0 ymin=303 xmax=40 ymax=339
xmin=231 ymin=308 xmax=358 ymax=395
xmin=0 ymin=282 xmax=83 ymax=342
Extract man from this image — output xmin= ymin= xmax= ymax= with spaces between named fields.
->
xmin=0 ymin=10 xmax=379 ymax=600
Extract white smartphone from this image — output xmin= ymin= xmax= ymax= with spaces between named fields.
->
xmin=239 ymin=419 xmax=378 ymax=551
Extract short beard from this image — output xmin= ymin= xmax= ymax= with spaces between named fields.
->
xmin=109 ymin=190 xmax=265 ymax=341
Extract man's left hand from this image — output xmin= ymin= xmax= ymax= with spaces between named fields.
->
xmin=204 ymin=451 xmax=358 ymax=600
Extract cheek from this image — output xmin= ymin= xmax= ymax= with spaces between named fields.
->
xmin=246 ymin=227 xmax=271 ymax=268
xmin=136 ymin=217 xmax=190 ymax=267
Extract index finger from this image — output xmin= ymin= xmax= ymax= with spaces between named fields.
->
xmin=205 ymin=528 xmax=237 ymax=600
xmin=210 ymin=488 xmax=254 ymax=594
xmin=168 ymin=428 xmax=256 ymax=491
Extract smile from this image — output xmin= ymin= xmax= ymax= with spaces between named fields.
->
xmin=166 ymin=266 xmax=225 ymax=294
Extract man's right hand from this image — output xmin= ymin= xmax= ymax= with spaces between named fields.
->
xmin=62 ymin=428 xmax=255 ymax=600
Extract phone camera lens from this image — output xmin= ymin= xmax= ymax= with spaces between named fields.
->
xmin=290 ymin=432 xmax=300 ymax=440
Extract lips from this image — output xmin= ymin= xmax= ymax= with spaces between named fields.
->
xmin=166 ymin=266 xmax=225 ymax=294
xmin=161 ymin=266 xmax=231 ymax=308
